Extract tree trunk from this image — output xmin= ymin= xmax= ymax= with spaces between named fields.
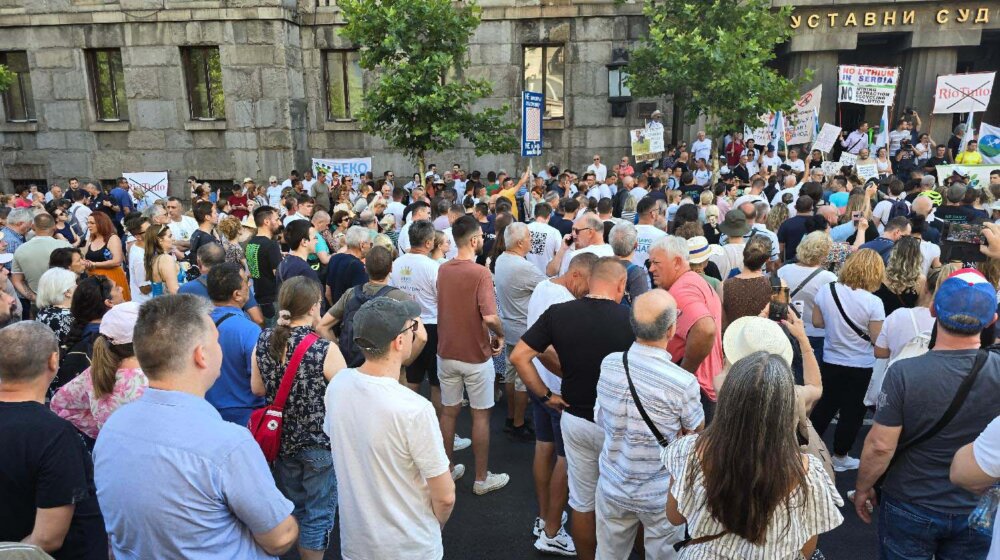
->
xmin=418 ymin=152 xmax=426 ymax=190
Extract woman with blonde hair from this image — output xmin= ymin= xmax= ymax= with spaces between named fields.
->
xmin=810 ymin=249 xmax=886 ymax=472
xmin=873 ymin=236 xmax=922 ymax=316
xmin=50 ymin=302 xmax=148 ymax=441
xmin=143 ymin=224 xmax=180 ymax=296
xmin=620 ymin=193 xmax=638 ymax=224
xmin=217 ymin=216 xmax=248 ymax=270
xmin=431 ymin=230 xmax=451 ymax=263
xmin=777 ymin=231 xmax=838 ymax=364
xmin=766 ymin=202 xmax=789 ymax=234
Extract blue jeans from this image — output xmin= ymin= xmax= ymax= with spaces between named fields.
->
xmin=274 ymin=447 xmax=338 ymax=551
xmin=807 ymin=336 xmax=824 ymax=366
xmin=878 ymin=494 xmax=990 ymax=560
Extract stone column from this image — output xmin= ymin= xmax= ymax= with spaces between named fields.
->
xmin=786 ymin=50 xmax=839 ymax=127
xmin=896 ymin=47 xmax=958 ymax=143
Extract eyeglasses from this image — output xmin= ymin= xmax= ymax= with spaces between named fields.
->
xmin=571 ymin=227 xmax=594 ymax=235
xmin=398 ymin=321 xmax=419 ymax=339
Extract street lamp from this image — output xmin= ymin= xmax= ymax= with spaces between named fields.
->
xmin=607 ymin=48 xmax=631 ymax=118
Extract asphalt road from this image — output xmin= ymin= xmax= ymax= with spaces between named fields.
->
xmin=313 ymin=402 xmax=878 ymax=560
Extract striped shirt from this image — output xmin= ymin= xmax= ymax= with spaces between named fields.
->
xmin=663 ymin=435 xmax=844 ymax=559
xmin=594 ymin=343 xmax=704 ymax=513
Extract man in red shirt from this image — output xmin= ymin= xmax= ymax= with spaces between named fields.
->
xmin=724 ymin=131 xmax=746 ymax=168
xmin=228 ymin=179 xmax=251 ymax=220
xmin=647 ymin=235 xmax=723 ymax=422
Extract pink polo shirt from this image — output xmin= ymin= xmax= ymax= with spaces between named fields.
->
xmin=667 ymin=270 xmax=724 ymax=401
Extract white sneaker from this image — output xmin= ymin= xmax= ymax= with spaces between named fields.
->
xmin=453 ymin=434 xmax=471 ymax=451
xmin=534 ymin=526 xmax=577 ymax=556
xmin=832 ymin=455 xmax=860 ymax=472
xmin=451 ymin=464 xmax=466 ymax=481
xmin=533 ymin=512 xmax=569 ymax=537
xmin=473 ymin=471 xmax=510 ymax=495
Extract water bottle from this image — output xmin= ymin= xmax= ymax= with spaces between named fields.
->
xmin=969 ymin=484 xmax=1000 ymax=537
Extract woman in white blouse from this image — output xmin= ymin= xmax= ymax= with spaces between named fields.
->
xmin=665 ymin=352 xmax=843 ymax=559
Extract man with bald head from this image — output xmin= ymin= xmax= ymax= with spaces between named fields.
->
xmin=908 ymin=194 xmax=941 ymax=244
xmin=513 ymin=257 xmax=635 ymax=559
xmin=546 ymin=213 xmax=615 ymax=277
xmin=594 ymin=290 xmax=704 ymax=558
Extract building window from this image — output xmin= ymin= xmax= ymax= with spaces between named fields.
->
xmin=323 ymin=50 xmax=363 ymax=121
xmin=0 ymin=51 xmax=36 ymax=122
xmin=523 ymin=45 xmax=564 ymax=119
xmin=181 ymin=47 xmax=225 ymax=120
xmin=87 ymin=49 xmax=129 ymax=121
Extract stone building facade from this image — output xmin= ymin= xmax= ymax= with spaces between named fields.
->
xmin=0 ymin=0 xmax=998 ymax=196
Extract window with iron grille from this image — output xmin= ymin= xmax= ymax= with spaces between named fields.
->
xmin=523 ymin=45 xmax=565 ymax=120
xmin=323 ymin=49 xmax=363 ymax=121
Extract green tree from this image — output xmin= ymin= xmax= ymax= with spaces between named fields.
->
xmin=337 ymin=0 xmax=517 ymax=177
xmin=627 ymin=0 xmax=810 ymax=137
xmin=0 ymin=65 xmax=13 ymax=93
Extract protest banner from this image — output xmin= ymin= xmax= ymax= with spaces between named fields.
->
xmin=812 ymin=123 xmax=842 ymax=153
xmin=856 ymin=164 xmax=879 ymax=182
xmin=934 ymin=165 xmax=997 ymax=188
xmin=786 ymin=85 xmax=822 ymax=146
xmin=630 ymin=129 xmax=651 ymax=157
xmin=521 ymin=91 xmax=543 ymax=157
xmin=312 ymin=157 xmax=372 ymax=182
xmin=838 ymin=153 xmax=857 ymax=168
xmin=978 ymin=122 xmax=1000 ymax=164
xmin=838 ymin=65 xmax=899 ymax=106
xmin=933 ymin=72 xmax=995 ymax=114
xmin=124 ymin=171 xmax=168 ymax=206
xmin=820 ymin=161 xmax=842 ymax=177
xmin=645 ymin=120 xmax=665 ymax=154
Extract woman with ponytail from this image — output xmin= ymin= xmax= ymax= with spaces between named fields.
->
xmin=51 ymin=301 xmax=148 ymax=441
xmin=250 ymin=276 xmax=346 ymax=560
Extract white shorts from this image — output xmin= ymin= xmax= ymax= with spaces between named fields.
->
xmin=560 ymin=412 xmax=604 ymax=513
xmin=595 ymin=486 xmax=683 ymax=560
xmin=437 ymin=357 xmax=495 ymax=409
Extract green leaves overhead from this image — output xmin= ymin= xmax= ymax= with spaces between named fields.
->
xmin=337 ymin=0 xmax=517 ymax=168
xmin=0 ymin=65 xmax=13 ymax=94
xmin=627 ymin=0 xmax=810 ymax=135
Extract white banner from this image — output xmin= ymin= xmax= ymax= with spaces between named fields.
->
xmin=934 ymin=165 xmax=997 ymax=188
xmin=812 ymin=123 xmax=842 ymax=153
xmin=838 ymin=65 xmax=899 ymax=106
xmin=838 ymin=153 xmax=858 ymax=168
xmin=820 ymin=161 xmax=842 ymax=178
xmin=123 ymin=171 xmax=168 ymax=205
xmin=312 ymin=157 xmax=372 ymax=182
xmin=856 ymin=164 xmax=880 ymax=182
xmin=786 ymin=85 xmax=822 ymax=146
xmin=933 ymin=72 xmax=996 ymax=114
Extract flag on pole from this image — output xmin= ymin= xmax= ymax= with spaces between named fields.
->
xmin=873 ymin=105 xmax=889 ymax=151
xmin=963 ymin=109 xmax=975 ymax=152
xmin=813 ymin=107 xmax=820 ymax=140
xmin=771 ymin=111 xmax=785 ymax=153
xmin=978 ymin=122 xmax=1000 ymax=164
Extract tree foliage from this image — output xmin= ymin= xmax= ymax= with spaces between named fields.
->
xmin=0 ymin=65 xmax=13 ymax=94
xmin=336 ymin=0 xmax=517 ymax=174
xmin=626 ymin=0 xmax=810 ymax=136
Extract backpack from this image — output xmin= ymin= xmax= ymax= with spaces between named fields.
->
xmin=864 ymin=309 xmax=930 ymax=407
xmin=340 ymin=284 xmax=396 ymax=368
xmin=885 ymin=197 xmax=910 ymax=224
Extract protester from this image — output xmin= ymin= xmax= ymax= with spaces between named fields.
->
xmin=325 ymin=225 xmax=370 ymax=306
xmin=246 ymin=206 xmax=283 ymax=324
xmin=34 ymin=266 xmax=78 ymax=351
xmin=777 ymin=231 xmax=838 ymax=363
xmin=872 ymin=235 xmax=922 ymax=316
xmin=277 ymin=220 xmax=320 ymax=284
xmin=720 ymin=235 xmax=775 ymax=331
xmin=0 ymin=321 xmax=108 ymax=558
xmin=179 ymin=243 xmax=265 ymax=325
xmin=251 ymin=277 xmax=344 ymax=560
xmin=83 ymin=212 xmax=130 ymax=301
xmin=143 ymin=223 xmax=181 ymax=296
xmin=810 ymin=249 xmax=885 ymax=472
xmin=55 ymin=276 xmax=124 ymax=394
xmin=594 ymin=290 xmax=704 ymax=558
xmin=436 ymin=214 xmax=509 ymax=493
xmin=854 ymin=269 xmax=1000 ymax=558
xmin=94 ymin=294 xmax=298 ymax=558
xmin=548 ymin=213 xmax=615 ymax=276
xmin=608 ymin=222 xmax=651 ymax=305
xmin=526 ymin=203 xmax=562 ymax=275
xmin=50 ymin=302 xmax=147 ymax=440
xmin=664 ymin=352 xmax=844 ymax=558
xmin=11 ymin=213 xmax=70 ymax=311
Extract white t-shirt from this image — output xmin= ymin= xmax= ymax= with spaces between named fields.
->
xmin=390 ymin=252 xmax=440 ymax=324
xmin=919 ymin=240 xmax=941 ymax=277
xmin=875 ymin=306 xmax=933 ymax=362
xmin=629 ymin=187 xmax=649 ymax=201
xmin=787 ymin=159 xmax=805 ymax=173
xmin=166 ymin=215 xmax=199 ymax=243
xmin=397 ymin=222 xmax=413 ymax=254
xmin=70 ymin=203 xmax=92 ymax=233
xmin=282 ymin=213 xmax=307 ymax=227
xmin=972 ymin=415 xmax=1000 ymax=560
xmin=324 ymin=369 xmax=449 ymax=560
xmin=559 ymin=243 xmax=615 ymax=276
xmin=128 ymin=244 xmax=151 ymax=304
xmin=771 ymin=186 xmax=800 ymax=207
xmin=441 ymin=227 xmax=457 ymax=261
xmin=526 ymin=221 xmax=562 ymax=276
xmin=693 ymin=169 xmax=712 ymax=186
xmin=813 ymin=283 xmax=885 ymax=368
xmin=632 ymin=224 xmax=667 ymax=267
xmin=587 ymin=163 xmax=608 ymax=182
xmin=691 ymin=138 xmax=712 ymax=162
xmin=526 ymin=280 xmax=575 ymax=392
xmin=386 ymin=201 xmax=406 ymax=232
xmin=872 ymin=197 xmax=910 ymax=233
xmin=777 ymin=264 xmax=838 ymax=338
xmin=888 ymin=130 xmax=911 ymax=156
xmin=302 ymin=178 xmax=317 ymax=196
xmin=709 ymin=242 xmax=745 ymax=280
xmin=761 ymin=154 xmax=783 ymax=171
xmin=266 ymin=185 xmax=284 ymax=207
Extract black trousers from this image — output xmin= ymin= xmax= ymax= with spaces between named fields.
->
xmin=809 ymin=361 xmax=872 ymax=457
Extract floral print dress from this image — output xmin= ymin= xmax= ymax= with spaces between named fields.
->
xmin=50 ymin=367 xmax=148 ymax=439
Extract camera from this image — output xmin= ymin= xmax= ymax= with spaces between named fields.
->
xmin=904 ymin=107 xmax=915 ymax=115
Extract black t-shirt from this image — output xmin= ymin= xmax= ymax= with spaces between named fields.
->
xmin=0 ymin=402 xmax=107 ymax=559
xmin=246 ymin=235 xmax=282 ymax=304
xmin=874 ymin=283 xmax=919 ymax=317
xmin=777 ymin=215 xmax=811 ymax=262
xmin=478 ymin=219 xmax=496 ymax=266
xmin=936 ymin=205 xmax=984 ymax=226
xmin=187 ymin=228 xmax=220 ymax=264
xmin=947 ymin=135 xmax=962 ymax=157
xmin=521 ymin=298 xmax=635 ymax=421
xmin=549 ymin=214 xmax=573 ymax=237
xmin=325 ymin=253 xmax=368 ymax=306
xmin=924 ymin=156 xmax=949 ymax=172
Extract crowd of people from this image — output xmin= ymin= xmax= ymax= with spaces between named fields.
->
xmin=2 ymin=124 xmax=1000 ymax=560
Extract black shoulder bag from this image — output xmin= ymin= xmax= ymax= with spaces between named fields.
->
xmin=875 ymin=349 xmax=989 ymax=499
xmin=828 ymin=282 xmax=871 ymax=343
xmin=790 ymin=267 xmax=824 ymax=299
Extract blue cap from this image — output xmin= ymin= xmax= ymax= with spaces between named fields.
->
xmin=934 ymin=269 xmax=997 ymax=332
xmin=829 ymin=192 xmax=849 ymax=209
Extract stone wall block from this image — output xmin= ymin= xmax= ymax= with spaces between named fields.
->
xmin=260 ymin=67 xmax=291 ymax=98
xmin=193 ymin=131 xmax=225 ymax=149
xmin=226 ymin=68 xmax=264 ymax=99
xmin=165 ymin=130 xmax=196 ymax=149
xmin=97 ymin=132 xmax=130 ymax=151
xmin=128 ymin=130 xmax=167 ymax=150
xmin=225 ymin=131 xmax=258 ymax=150
xmin=123 ymin=46 xmax=179 ymax=67
xmin=49 ymin=151 xmax=91 ymax=178
xmin=222 ymin=45 xmax=281 ymax=67
xmin=123 ymin=67 xmax=162 ymax=100
xmin=32 ymin=49 xmax=79 ymax=70
xmin=260 ymin=129 xmax=293 ymax=149
xmin=36 ymin=132 xmax=67 ymax=150
xmin=65 ymin=131 xmax=98 ymax=152
xmin=134 ymin=100 xmax=180 ymax=130
xmin=230 ymin=100 xmax=255 ymax=128
xmin=42 ymin=101 xmax=85 ymax=130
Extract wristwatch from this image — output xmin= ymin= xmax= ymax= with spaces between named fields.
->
xmin=540 ymin=389 xmax=552 ymax=402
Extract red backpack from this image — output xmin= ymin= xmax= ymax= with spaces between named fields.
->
xmin=248 ymin=333 xmax=319 ymax=462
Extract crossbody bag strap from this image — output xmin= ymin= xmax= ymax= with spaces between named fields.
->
xmin=272 ymin=333 xmax=320 ymax=411
xmin=829 ymin=283 xmax=871 ymax=343
xmin=622 ymin=351 xmax=669 ymax=448
xmin=214 ymin=313 xmax=236 ymax=328
xmin=878 ymin=349 xmax=988 ymax=486
xmin=790 ymin=267 xmax=824 ymax=299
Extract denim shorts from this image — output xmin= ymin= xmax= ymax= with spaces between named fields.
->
xmin=530 ymin=393 xmax=564 ymax=457
xmin=274 ymin=447 xmax=338 ymax=551
xmin=878 ymin=493 xmax=990 ymax=560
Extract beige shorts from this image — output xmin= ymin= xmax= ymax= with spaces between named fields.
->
xmin=502 ymin=343 xmax=527 ymax=392
xmin=437 ymin=357 xmax=495 ymax=409
xmin=561 ymin=412 xmax=604 ymax=513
